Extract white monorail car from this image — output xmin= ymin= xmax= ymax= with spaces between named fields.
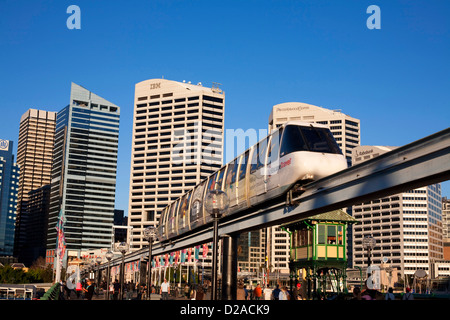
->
xmin=157 ymin=121 xmax=347 ymax=242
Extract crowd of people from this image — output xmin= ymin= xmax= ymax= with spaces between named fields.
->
xmin=236 ymin=282 xmax=301 ymax=300
xmin=57 ymin=277 xmax=415 ymax=301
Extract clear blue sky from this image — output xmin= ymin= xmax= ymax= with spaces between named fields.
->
xmin=1 ymin=0 xmax=449 ymax=214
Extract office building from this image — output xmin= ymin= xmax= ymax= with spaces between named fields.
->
xmin=262 ymin=102 xmax=361 ymax=276
xmin=128 ymin=79 xmax=224 ymax=250
xmin=14 ymin=109 xmax=56 ymax=263
xmin=0 ymin=139 xmax=20 ymax=257
xmin=46 ymin=83 xmax=120 ymax=263
xmin=19 ymin=185 xmax=51 ymax=266
xmin=441 ymin=197 xmax=450 ymax=260
xmin=352 ymin=145 xmax=443 ymax=277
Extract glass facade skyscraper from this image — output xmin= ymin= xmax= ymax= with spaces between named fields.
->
xmin=0 ymin=139 xmax=20 ymax=257
xmin=46 ymin=83 xmax=120 ymax=264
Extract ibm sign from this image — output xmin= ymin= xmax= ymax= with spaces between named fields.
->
xmin=0 ymin=139 xmax=10 ymax=151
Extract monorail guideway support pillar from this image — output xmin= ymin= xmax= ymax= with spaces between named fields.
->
xmin=221 ymin=234 xmax=238 ymax=300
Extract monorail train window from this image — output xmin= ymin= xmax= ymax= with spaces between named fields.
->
xmin=300 ymin=126 xmax=342 ymax=154
xmin=207 ymin=172 xmax=218 ymax=191
xmin=267 ymin=129 xmax=282 ymax=163
xmin=250 ymin=146 xmax=258 ymax=173
xmin=226 ymin=161 xmax=238 ymax=186
xmin=169 ymin=201 xmax=178 ymax=234
xmin=250 ymin=139 xmax=268 ymax=173
xmin=238 ymin=151 xmax=249 ymax=181
xmin=216 ymin=168 xmax=225 ymax=190
xmin=280 ymin=125 xmax=308 ymax=157
xmin=190 ymin=181 xmax=206 ymax=226
xmin=178 ymin=192 xmax=191 ymax=230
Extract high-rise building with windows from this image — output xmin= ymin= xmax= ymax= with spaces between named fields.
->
xmin=128 ymin=79 xmax=224 ymax=250
xmin=46 ymin=83 xmax=120 ymax=264
xmin=14 ymin=109 xmax=56 ymax=264
xmin=263 ymin=102 xmax=360 ymax=276
xmin=0 ymin=139 xmax=20 ymax=257
xmin=443 ymin=197 xmax=450 ymax=260
xmin=352 ymin=145 xmax=443 ymax=277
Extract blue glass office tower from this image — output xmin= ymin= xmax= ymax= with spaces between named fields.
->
xmin=46 ymin=83 xmax=120 ymax=263
xmin=0 ymin=139 xmax=20 ymax=257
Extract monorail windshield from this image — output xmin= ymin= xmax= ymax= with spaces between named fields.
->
xmin=280 ymin=125 xmax=342 ymax=157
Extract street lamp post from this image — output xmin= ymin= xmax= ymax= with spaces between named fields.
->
xmin=363 ymin=236 xmax=376 ymax=268
xmin=95 ymin=256 xmax=102 ymax=295
xmin=105 ymin=250 xmax=114 ymax=300
xmin=204 ymin=189 xmax=229 ymax=300
xmin=144 ymin=226 xmax=159 ymax=300
xmin=363 ymin=235 xmax=376 ymax=284
xmin=117 ymin=242 xmax=129 ymax=300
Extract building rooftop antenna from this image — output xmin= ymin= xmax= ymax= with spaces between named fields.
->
xmin=211 ymin=82 xmax=223 ymax=93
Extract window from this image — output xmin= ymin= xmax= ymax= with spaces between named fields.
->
xmin=280 ymin=125 xmax=342 ymax=157
xmin=178 ymin=192 xmax=191 ymax=230
xmin=302 ymin=126 xmax=342 ymax=154
xmin=338 ymin=225 xmax=343 ymax=245
xmin=250 ymin=138 xmax=268 ymax=173
xmin=327 ymin=225 xmax=337 ymax=244
xmin=225 ymin=161 xmax=237 ymax=187
xmin=318 ymin=225 xmax=326 ymax=244
xmin=238 ymin=151 xmax=249 ymax=181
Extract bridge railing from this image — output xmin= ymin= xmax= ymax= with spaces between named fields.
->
xmin=40 ymin=283 xmax=61 ymax=300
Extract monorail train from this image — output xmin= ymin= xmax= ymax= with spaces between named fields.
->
xmin=157 ymin=121 xmax=347 ymax=242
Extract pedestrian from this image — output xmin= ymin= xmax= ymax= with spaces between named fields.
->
xmin=184 ymin=284 xmax=190 ymax=299
xmin=272 ymin=284 xmax=281 ymax=300
xmin=113 ymin=279 xmax=120 ymax=300
xmin=126 ymin=281 xmax=134 ymax=300
xmin=279 ymin=286 xmax=290 ymax=300
xmin=244 ymin=285 xmax=249 ymax=300
xmin=403 ymin=287 xmax=414 ymax=300
xmin=263 ymin=285 xmax=272 ymax=300
xmin=237 ymin=281 xmax=246 ymax=300
xmin=385 ymin=287 xmax=395 ymax=300
xmin=160 ymin=278 xmax=170 ymax=300
xmin=253 ymin=283 xmax=262 ymax=300
xmin=83 ymin=279 xmax=95 ymax=300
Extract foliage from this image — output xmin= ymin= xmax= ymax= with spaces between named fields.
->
xmin=0 ymin=264 xmax=53 ymax=284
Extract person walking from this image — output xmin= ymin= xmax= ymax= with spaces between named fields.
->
xmin=83 ymin=279 xmax=95 ymax=300
xmin=272 ymin=285 xmax=281 ymax=300
xmin=113 ymin=280 xmax=120 ymax=300
xmin=263 ymin=285 xmax=272 ymax=300
xmin=160 ymin=278 xmax=170 ymax=300
xmin=279 ymin=286 xmax=290 ymax=300
xmin=253 ymin=283 xmax=262 ymax=300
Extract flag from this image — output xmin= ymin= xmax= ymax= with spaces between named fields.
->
xmin=195 ymin=246 xmax=199 ymax=261
xmin=55 ymin=210 xmax=66 ymax=257
xmin=181 ymin=249 xmax=186 ymax=264
xmin=187 ymin=248 xmax=192 ymax=263
xmin=202 ymin=243 xmax=208 ymax=258
xmin=170 ymin=252 xmax=174 ymax=265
